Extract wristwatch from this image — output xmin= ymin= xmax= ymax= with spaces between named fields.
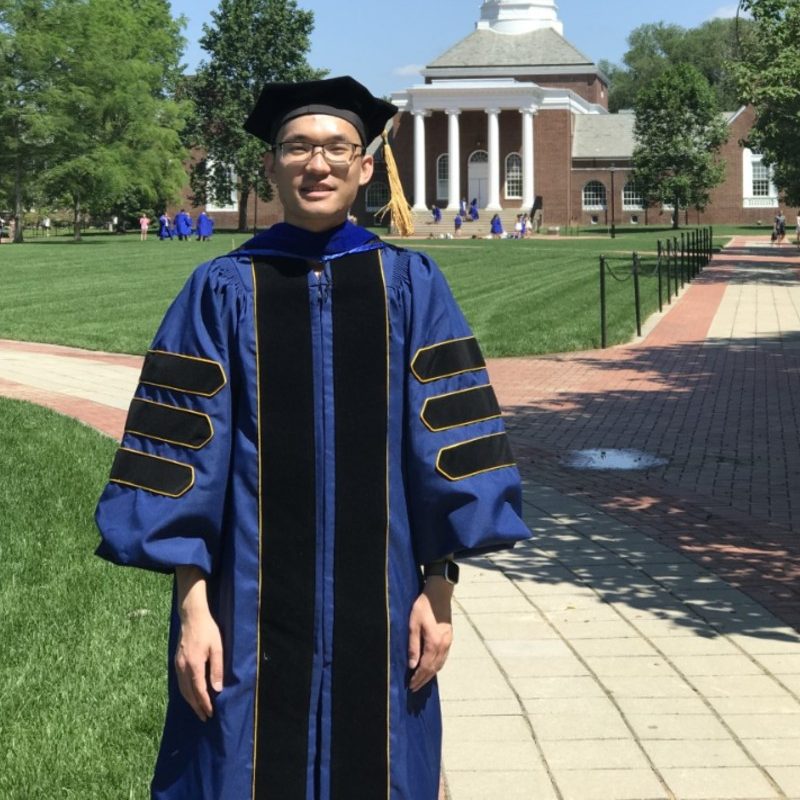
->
xmin=423 ymin=559 xmax=460 ymax=585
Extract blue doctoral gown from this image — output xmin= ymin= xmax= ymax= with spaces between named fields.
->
xmin=197 ymin=212 xmax=214 ymax=239
xmin=176 ymin=212 xmax=193 ymax=238
xmin=95 ymin=221 xmax=531 ymax=800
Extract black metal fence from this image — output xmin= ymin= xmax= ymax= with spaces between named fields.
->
xmin=599 ymin=226 xmax=713 ymax=349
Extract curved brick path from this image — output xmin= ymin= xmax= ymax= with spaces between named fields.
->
xmin=5 ymin=236 xmax=800 ymax=799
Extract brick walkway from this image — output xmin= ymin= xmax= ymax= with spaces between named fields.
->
xmin=489 ymin=238 xmax=800 ymax=630
xmin=4 ymin=236 xmax=800 ymax=799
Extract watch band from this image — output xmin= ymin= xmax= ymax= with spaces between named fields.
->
xmin=423 ymin=559 xmax=460 ymax=585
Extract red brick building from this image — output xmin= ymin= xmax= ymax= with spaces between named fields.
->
xmin=181 ymin=0 xmax=780 ymax=232
xmin=362 ymin=0 xmax=780 ymax=230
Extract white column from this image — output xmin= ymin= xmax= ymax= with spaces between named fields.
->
xmin=446 ymin=109 xmax=461 ymax=211
xmin=486 ymin=108 xmax=502 ymax=211
xmin=521 ymin=109 xmax=535 ymax=209
xmin=411 ymin=110 xmax=428 ymax=212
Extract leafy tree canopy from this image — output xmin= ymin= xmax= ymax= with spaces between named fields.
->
xmin=0 ymin=0 xmax=189 ymax=241
xmin=42 ymin=0 xmax=189 ymax=239
xmin=600 ymin=18 xmax=752 ymax=113
xmin=733 ymin=0 xmax=800 ymax=205
xmin=187 ymin=0 xmax=326 ymax=231
xmin=633 ymin=63 xmax=729 ymax=228
xmin=0 ymin=0 xmax=69 ymax=239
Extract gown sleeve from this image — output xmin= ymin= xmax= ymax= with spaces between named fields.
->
xmin=402 ymin=251 xmax=532 ymax=564
xmin=94 ymin=260 xmax=240 ymax=575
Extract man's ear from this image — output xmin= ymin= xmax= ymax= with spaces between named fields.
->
xmin=359 ymin=154 xmax=375 ymax=187
xmin=265 ymin=151 xmax=276 ymax=178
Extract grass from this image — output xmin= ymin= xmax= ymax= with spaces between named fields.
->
xmin=0 ymin=226 xmax=731 ymax=357
xmin=0 ymin=399 xmax=170 ymax=799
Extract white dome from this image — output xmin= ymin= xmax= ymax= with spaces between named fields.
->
xmin=477 ymin=0 xmax=564 ymax=35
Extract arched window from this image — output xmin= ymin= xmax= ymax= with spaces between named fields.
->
xmin=622 ymin=181 xmax=644 ymax=210
xmin=582 ymin=181 xmax=607 ymax=210
xmin=436 ymin=154 xmax=449 ymax=201
xmin=365 ymin=182 xmax=389 ymax=212
xmin=505 ymin=153 xmax=522 ymax=199
xmin=469 ymin=150 xmax=489 ymax=164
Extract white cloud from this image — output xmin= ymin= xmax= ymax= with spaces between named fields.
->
xmin=708 ymin=4 xmax=750 ymax=19
xmin=392 ymin=63 xmax=425 ymax=77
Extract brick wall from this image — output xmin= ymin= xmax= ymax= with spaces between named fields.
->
xmin=534 ymin=110 xmax=573 ymax=225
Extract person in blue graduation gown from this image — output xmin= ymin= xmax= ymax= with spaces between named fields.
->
xmin=196 ymin=211 xmax=214 ymax=241
xmin=490 ymin=213 xmax=504 ymax=238
xmin=95 ymin=76 xmax=531 ymax=800
xmin=469 ymin=198 xmax=479 ymax=222
xmin=431 ymin=204 xmax=442 ymax=224
xmin=175 ymin=209 xmax=192 ymax=241
xmin=158 ymin=212 xmax=173 ymax=240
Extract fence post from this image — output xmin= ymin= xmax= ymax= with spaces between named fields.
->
xmin=600 ymin=256 xmax=607 ymax=349
xmin=696 ymin=230 xmax=701 ymax=275
xmin=680 ymin=232 xmax=686 ymax=285
xmin=673 ymin=237 xmax=681 ymax=292
xmin=701 ymin=228 xmax=705 ymax=267
xmin=657 ymin=240 xmax=663 ymax=313
xmin=708 ymin=226 xmax=713 ymax=264
xmin=702 ymin=228 xmax=707 ymax=267
xmin=665 ymin=240 xmax=672 ymax=304
xmin=633 ymin=252 xmax=642 ymax=338
xmin=690 ymin=230 xmax=696 ymax=278
xmin=695 ymin=230 xmax=705 ymax=275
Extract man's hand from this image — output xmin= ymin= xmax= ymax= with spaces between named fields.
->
xmin=408 ymin=576 xmax=454 ymax=692
xmin=174 ymin=566 xmax=223 ymax=722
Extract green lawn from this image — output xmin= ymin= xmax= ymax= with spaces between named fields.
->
xmin=0 ymin=226 xmax=728 ymax=356
xmin=0 ymin=399 xmax=169 ymax=799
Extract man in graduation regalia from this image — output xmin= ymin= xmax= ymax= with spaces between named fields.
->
xmin=95 ymin=75 xmax=531 ymax=800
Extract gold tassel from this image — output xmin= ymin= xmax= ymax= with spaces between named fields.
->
xmin=377 ymin=130 xmax=414 ymax=237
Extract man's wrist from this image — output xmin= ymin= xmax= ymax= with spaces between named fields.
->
xmin=423 ymin=558 xmax=459 ymax=585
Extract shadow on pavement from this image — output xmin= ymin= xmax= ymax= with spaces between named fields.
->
xmin=497 ymin=328 xmax=800 ymax=635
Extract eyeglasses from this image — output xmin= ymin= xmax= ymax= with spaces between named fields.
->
xmin=276 ymin=140 xmax=364 ymax=165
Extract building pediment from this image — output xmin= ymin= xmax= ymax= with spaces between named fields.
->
xmin=426 ymin=26 xmax=596 ymax=74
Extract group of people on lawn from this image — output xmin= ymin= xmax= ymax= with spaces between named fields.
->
xmin=431 ymin=201 xmax=534 ymax=239
xmin=138 ymin=209 xmax=215 ymax=242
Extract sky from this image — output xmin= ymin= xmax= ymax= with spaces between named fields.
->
xmin=170 ymin=0 xmax=745 ymax=98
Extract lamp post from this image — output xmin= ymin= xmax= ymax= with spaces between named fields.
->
xmin=609 ymin=164 xmax=618 ymax=239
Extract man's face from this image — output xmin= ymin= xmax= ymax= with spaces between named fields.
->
xmin=267 ymin=114 xmax=374 ymax=232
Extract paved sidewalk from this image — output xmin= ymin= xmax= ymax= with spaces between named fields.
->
xmin=3 ymin=236 xmax=800 ymax=799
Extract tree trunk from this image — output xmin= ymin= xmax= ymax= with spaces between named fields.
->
xmin=672 ymin=195 xmax=680 ymax=229
xmin=13 ymin=156 xmax=24 ymax=243
xmin=238 ymin=186 xmax=250 ymax=232
xmin=73 ymin=197 xmax=82 ymax=242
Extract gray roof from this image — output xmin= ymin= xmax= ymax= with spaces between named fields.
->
xmin=573 ymin=115 xmax=636 ymax=160
xmin=427 ymin=27 xmax=596 ymax=70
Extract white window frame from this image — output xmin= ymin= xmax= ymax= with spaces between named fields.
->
xmin=742 ymin=149 xmax=779 ymax=208
xmin=205 ymin=160 xmax=239 ymax=213
xmin=582 ymin=181 xmax=607 ymax=211
xmin=505 ymin=153 xmax=522 ymax=199
xmin=622 ymin=181 xmax=644 ymax=211
xmin=436 ymin=154 xmax=449 ymax=201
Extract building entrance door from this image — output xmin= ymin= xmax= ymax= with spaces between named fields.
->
xmin=467 ymin=150 xmax=489 ymax=207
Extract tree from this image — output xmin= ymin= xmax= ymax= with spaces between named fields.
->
xmin=733 ymin=0 xmax=800 ymax=205
xmin=601 ymin=19 xmax=750 ymax=113
xmin=40 ymin=0 xmax=189 ymax=240
xmin=187 ymin=0 xmax=326 ymax=231
xmin=0 ymin=0 xmax=66 ymax=241
xmin=633 ymin=64 xmax=729 ymax=228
